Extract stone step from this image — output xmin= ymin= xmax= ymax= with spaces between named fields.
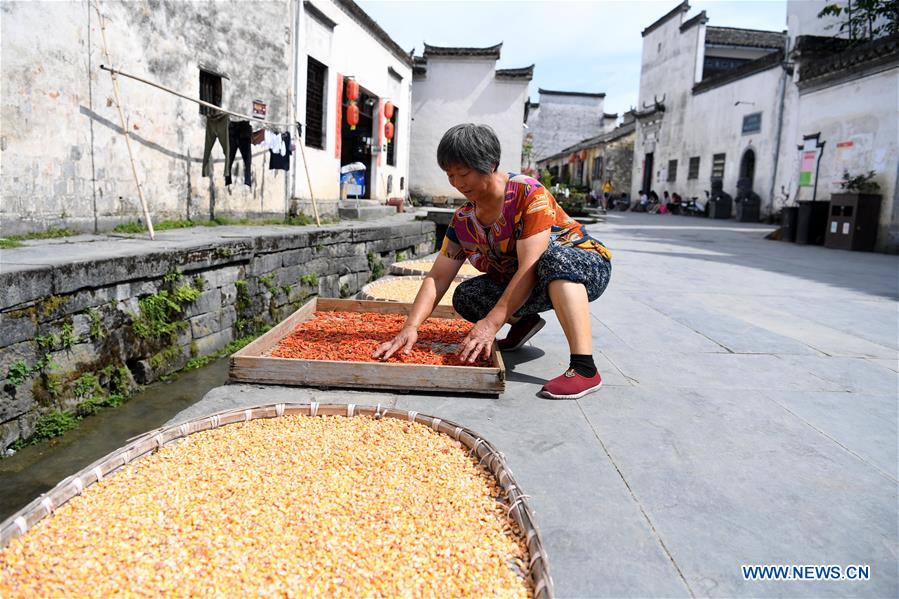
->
xmin=337 ymin=204 xmax=398 ymax=220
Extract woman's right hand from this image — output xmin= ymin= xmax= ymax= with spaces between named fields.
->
xmin=372 ymin=325 xmax=418 ymax=361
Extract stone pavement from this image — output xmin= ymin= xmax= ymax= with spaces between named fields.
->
xmin=170 ymin=212 xmax=898 ymax=598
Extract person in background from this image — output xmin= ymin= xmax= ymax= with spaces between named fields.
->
xmin=659 ymin=190 xmax=671 ymax=215
xmin=601 ymin=179 xmax=613 ymax=212
xmin=614 ymin=192 xmax=631 ymax=211
xmin=373 ymin=124 xmax=613 ymax=399
xmin=648 ymin=190 xmax=661 ymax=213
xmin=632 ymin=190 xmax=649 ymax=212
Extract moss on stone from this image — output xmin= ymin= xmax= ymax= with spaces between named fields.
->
xmin=40 ymin=295 xmax=70 ymax=317
xmin=149 ymin=344 xmax=183 ymax=371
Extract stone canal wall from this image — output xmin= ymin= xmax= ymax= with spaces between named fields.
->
xmin=0 ymin=221 xmax=435 ymax=450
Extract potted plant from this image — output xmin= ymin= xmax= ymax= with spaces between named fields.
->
xmin=825 ymin=170 xmax=883 ymax=251
xmin=838 ymin=170 xmax=880 ymax=194
xmin=559 ymin=191 xmax=589 ymax=217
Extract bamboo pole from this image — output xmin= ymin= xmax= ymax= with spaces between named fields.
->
xmin=297 ymin=137 xmax=321 ymax=226
xmin=93 ymin=5 xmax=155 ymax=239
xmin=98 ymin=65 xmax=297 ymax=129
xmin=99 ymin=64 xmax=322 ymax=228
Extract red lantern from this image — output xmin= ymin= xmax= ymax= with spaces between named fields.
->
xmin=383 ymin=100 xmax=395 ymax=119
xmin=346 ymin=103 xmax=359 ymax=130
xmin=345 ymin=78 xmax=359 ymax=102
xmin=384 ymin=121 xmax=394 ymax=141
xmin=580 ymin=150 xmax=588 ymax=161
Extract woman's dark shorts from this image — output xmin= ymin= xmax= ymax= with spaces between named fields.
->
xmin=452 ymin=244 xmax=612 ymax=323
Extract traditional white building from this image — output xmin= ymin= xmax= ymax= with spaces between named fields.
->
xmin=631 ymin=1 xmax=787 ymax=207
xmin=0 ymin=0 xmax=412 ymax=235
xmin=296 ymin=0 xmax=413 ymax=213
xmin=409 ymin=44 xmax=532 ymax=200
xmin=633 ymin=0 xmax=897 ymax=251
xmin=776 ymin=0 xmax=898 ymax=250
xmin=528 ymin=90 xmax=616 ymax=164
xmin=536 ymin=116 xmax=636 ymax=196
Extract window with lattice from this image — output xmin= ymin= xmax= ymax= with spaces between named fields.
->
xmin=688 ymin=156 xmax=700 ymax=179
xmin=305 ymin=57 xmax=327 ymax=149
xmin=199 ymin=70 xmax=222 ymax=116
xmin=667 ymin=159 xmax=677 ymax=182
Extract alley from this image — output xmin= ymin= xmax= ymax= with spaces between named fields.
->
xmin=176 ymin=212 xmax=898 ymax=597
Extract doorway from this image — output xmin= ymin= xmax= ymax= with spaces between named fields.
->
xmin=340 ymin=85 xmax=378 ymax=199
xmin=642 ymin=152 xmax=654 ymax=194
xmin=739 ymin=148 xmax=756 ymax=190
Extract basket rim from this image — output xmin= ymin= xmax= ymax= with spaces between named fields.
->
xmin=0 ymin=402 xmax=554 ymax=598
xmin=358 ymin=275 xmax=464 ymax=304
xmin=389 ymin=254 xmax=481 ymax=278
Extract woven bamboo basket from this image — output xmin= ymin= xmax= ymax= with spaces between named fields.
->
xmin=0 ymin=403 xmax=554 ymax=598
xmin=389 ymin=253 xmax=481 ymax=279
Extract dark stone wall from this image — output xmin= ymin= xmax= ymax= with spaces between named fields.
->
xmin=0 ymin=221 xmax=435 ymax=449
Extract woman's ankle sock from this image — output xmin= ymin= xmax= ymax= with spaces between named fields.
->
xmin=569 ymin=354 xmax=597 ymax=378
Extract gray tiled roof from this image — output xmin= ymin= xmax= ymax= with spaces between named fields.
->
xmin=692 ymin=49 xmax=784 ymax=94
xmin=705 ymin=26 xmax=787 ymax=49
xmin=538 ymin=88 xmax=606 ymax=98
xmin=679 ymin=10 xmax=707 ymax=32
xmin=496 ymin=65 xmax=534 ymax=80
xmin=799 ymin=35 xmax=899 ymax=87
xmin=641 ymin=1 xmax=690 ymax=38
xmin=539 ymin=121 xmax=637 ymax=162
xmin=423 ymin=43 xmax=503 ymax=58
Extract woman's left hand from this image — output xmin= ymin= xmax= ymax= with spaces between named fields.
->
xmin=458 ymin=318 xmax=501 ymax=363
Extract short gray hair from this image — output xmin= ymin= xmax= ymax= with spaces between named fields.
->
xmin=437 ymin=124 xmax=501 ymax=174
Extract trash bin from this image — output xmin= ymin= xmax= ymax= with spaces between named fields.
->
xmin=736 ymin=195 xmax=761 ymax=222
xmin=781 ymin=206 xmax=799 ymax=242
xmin=708 ymin=179 xmax=732 ymax=219
xmin=825 ymin=193 xmax=882 ymax=251
xmin=709 ymin=196 xmax=732 ymax=219
xmin=795 ymin=200 xmax=829 ymax=245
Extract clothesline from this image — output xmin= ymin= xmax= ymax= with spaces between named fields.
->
xmin=98 ymin=63 xmax=321 ymax=227
xmin=99 ymin=65 xmax=300 ymax=130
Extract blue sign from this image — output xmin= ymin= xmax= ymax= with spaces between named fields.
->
xmin=742 ymin=112 xmax=762 ymax=134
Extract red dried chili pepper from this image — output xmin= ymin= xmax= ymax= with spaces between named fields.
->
xmin=270 ymin=311 xmax=492 ymax=367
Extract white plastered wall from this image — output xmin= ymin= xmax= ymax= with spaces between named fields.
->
xmin=293 ymin=0 xmax=413 ymax=210
xmin=410 ymin=57 xmax=528 ymax=198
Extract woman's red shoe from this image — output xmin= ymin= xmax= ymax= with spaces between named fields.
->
xmin=540 ymin=369 xmax=602 ymax=399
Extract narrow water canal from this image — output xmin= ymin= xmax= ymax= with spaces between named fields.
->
xmin=0 ymin=358 xmax=230 ymax=521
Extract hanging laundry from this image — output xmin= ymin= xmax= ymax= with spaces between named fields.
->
xmin=254 ymin=129 xmax=285 ymax=156
xmin=269 ymin=132 xmax=291 ymax=171
xmin=202 ymin=112 xmax=230 ymax=178
xmin=250 ymin=128 xmax=265 ymax=145
xmin=226 ymin=121 xmax=253 ymax=186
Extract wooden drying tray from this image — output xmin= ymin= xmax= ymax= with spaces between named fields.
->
xmin=230 ymin=298 xmax=505 ymax=395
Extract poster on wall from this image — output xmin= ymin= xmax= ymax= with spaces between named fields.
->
xmin=799 ymin=150 xmax=817 ymax=187
xmin=252 ymin=100 xmax=267 ymax=120
xmin=836 ymin=140 xmax=855 ymax=160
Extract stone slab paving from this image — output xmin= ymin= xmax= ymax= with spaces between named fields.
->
xmin=171 ymin=213 xmax=898 ymax=598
